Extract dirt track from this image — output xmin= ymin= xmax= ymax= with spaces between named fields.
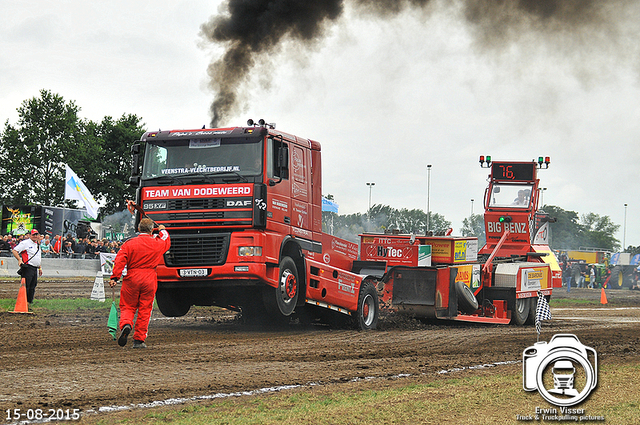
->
xmin=0 ymin=278 xmax=639 ymax=423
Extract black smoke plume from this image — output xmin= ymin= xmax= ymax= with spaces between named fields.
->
xmin=201 ymin=0 xmax=633 ymax=127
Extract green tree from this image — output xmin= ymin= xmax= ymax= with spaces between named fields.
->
xmin=322 ymin=201 xmax=452 ymax=242
xmin=91 ymin=114 xmax=146 ymax=215
xmin=0 ymin=90 xmax=88 ymax=206
xmin=543 ymin=206 xmax=620 ymax=251
xmin=543 ymin=205 xmax=582 ymax=250
xmin=579 ymin=212 xmax=620 ymax=251
xmin=461 ymin=213 xmax=485 ymax=247
xmin=0 ymin=91 xmax=146 ymax=219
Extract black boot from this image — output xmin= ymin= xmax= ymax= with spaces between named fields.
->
xmin=118 ymin=324 xmax=131 ymax=347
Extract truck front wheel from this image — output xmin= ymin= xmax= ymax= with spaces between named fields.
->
xmin=156 ymin=288 xmax=191 ymax=317
xmin=264 ymin=256 xmax=299 ymax=317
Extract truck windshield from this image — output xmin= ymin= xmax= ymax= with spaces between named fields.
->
xmin=141 ymin=136 xmax=262 ymax=180
xmin=488 ymin=184 xmax=534 ymax=208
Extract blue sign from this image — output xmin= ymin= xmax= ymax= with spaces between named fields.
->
xmin=322 ymin=197 xmax=339 ymax=213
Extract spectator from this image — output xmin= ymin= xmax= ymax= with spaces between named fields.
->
xmin=0 ymin=235 xmax=11 ymax=256
xmin=52 ymin=235 xmax=62 ymax=255
xmin=85 ymin=239 xmax=98 ymax=259
xmin=63 ymin=241 xmax=74 ymax=257
xmin=96 ymin=239 xmax=108 ymax=253
xmin=12 ymin=229 xmax=43 ymax=303
xmin=64 ymin=234 xmax=76 ymax=253
xmin=572 ymin=264 xmax=584 ymax=288
xmin=40 ymin=235 xmax=52 ymax=258
xmin=73 ymin=238 xmax=87 ymax=259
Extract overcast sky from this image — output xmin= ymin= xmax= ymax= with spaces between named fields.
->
xmin=2 ymin=1 xmax=639 ymax=247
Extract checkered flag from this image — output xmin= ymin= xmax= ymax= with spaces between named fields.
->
xmin=535 ymin=292 xmax=552 ymax=336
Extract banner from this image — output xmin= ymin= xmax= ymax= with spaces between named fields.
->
xmin=100 ymin=252 xmax=126 ymax=277
xmin=322 ymin=197 xmax=339 ymax=213
xmin=65 ymin=165 xmax=99 ymax=219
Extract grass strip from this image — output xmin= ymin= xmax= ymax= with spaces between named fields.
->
xmin=0 ymin=297 xmax=113 ymax=311
xmin=86 ymin=362 xmax=640 ymax=425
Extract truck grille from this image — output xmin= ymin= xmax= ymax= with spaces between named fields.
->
xmin=165 ymin=233 xmax=230 ymax=267
xmin=169 ymin=199 xmax=225 ymax=210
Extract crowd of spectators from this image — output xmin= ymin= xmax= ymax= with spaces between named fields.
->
xmin=0 ymin=233 xmax=123 ymax=258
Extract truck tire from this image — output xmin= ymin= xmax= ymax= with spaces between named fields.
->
xmin=354 ymin=280 xmax=379 ymax=330
xmin=455 ymin=281 xmax=479 ymax=315
xmin=156 ymin=288 xmax=190 ymax=317
xmin=265 ymin=256 xmax=299 ymax=316
xmin=610 ymin=266 xmax=624 ymax=289
xmin=526 ymin=296 xmax=538 ymax=325
xmin=512 ymin=298 xmax=530 ymax=326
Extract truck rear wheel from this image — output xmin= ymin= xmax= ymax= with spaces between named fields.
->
xmin=264 ymin=256 xmax=299 ymax=317
xmin=512 ymin=298 xmax=530 ymax=326
xmin=156 ymin=288 xmax=190 ymax=317
xmin=354 ymin=280 xmax=379 ymax=330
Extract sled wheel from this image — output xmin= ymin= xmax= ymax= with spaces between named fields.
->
xmin=512 ymin=297 xmax=530 ymax=326
xmin=354 ymin=281 xmax=379 ymax=330
xmin=455 ymin=281 xmax=479 ymax=315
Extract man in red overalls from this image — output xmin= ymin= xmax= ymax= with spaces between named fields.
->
xmin=109 ymin=218 xmax=170 ymax=348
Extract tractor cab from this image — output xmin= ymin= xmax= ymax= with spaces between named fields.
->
xmin=479 ymin=156 xmax=549 ymax=257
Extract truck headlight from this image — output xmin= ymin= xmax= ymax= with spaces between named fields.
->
xmin=238 ymin=246 xmax=262 ymax=256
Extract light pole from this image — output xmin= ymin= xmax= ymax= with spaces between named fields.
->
xmin=366 ymin=182 xmax=375 ymax=215
xmin=426 ymin=164 xmax=432 ymax=233
xmin=623 ymin=203 xmax=628 ymax=251
xmin=470 ymin=199 xmax=474 ymax=216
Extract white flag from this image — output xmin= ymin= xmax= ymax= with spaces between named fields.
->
xmin=65 ymin=164 xmax=100 ymax=219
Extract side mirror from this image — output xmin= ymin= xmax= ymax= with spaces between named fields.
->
xmin=277 ymin=146 xmax=289 ymax=169
xmin=130 ymin=143 xmax=141 ymax=184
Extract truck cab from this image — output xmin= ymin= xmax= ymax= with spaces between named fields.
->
xmin=130 ymin=122 xmax=378 ymax=329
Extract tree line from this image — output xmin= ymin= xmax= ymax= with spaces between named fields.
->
xmin=323 ymin=198 xmax=636 ymax=254
xmin=0 ymin=90 xmax=144 ymax=217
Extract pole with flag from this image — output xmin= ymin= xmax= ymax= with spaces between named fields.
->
xmin=535 ymin=291 xmax=552 ymax=342
xmin=65 ymin=164 xmax=100 ymax=219
xmin=321 ymin=197 xmax=339 ymax=235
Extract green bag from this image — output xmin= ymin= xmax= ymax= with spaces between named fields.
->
xmin=108 ymin=288 xmax=119 ymax=340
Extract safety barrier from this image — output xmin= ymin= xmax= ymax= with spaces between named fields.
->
xmin=0 ymin=257 xmax=100 ymax=277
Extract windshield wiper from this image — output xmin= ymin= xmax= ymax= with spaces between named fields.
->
xmin=144 ymin=175 xmax=184 ymax=185
xmin=212 ymin=171 xmax=248 ymax=183
xmin=180 ymin=172 xmax=215 ymax=184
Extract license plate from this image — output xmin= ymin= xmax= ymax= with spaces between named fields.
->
xmin=179 ymin=268 xmax=208 ymax=277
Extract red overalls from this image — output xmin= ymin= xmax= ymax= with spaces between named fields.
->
xmin=111 ymin=230 xmax=170 ymax=342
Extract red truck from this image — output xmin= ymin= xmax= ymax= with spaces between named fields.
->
xmin=129 ymin=122 xmax=559 ymax=328
xmin=129 ymin=121 xmax=380 ymax=329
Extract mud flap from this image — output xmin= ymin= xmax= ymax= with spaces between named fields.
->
xmin=390 ymin=267 xmax=437 ymax=307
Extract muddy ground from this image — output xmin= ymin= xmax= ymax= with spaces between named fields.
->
xmin=0 ymin=278 xmax=638 ymax=423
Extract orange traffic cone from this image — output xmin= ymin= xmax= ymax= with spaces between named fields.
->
xmin=11 ymin=278 xmax=32 ymax=314
xmin=600 ymin=287 xmax=608 ymax=305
